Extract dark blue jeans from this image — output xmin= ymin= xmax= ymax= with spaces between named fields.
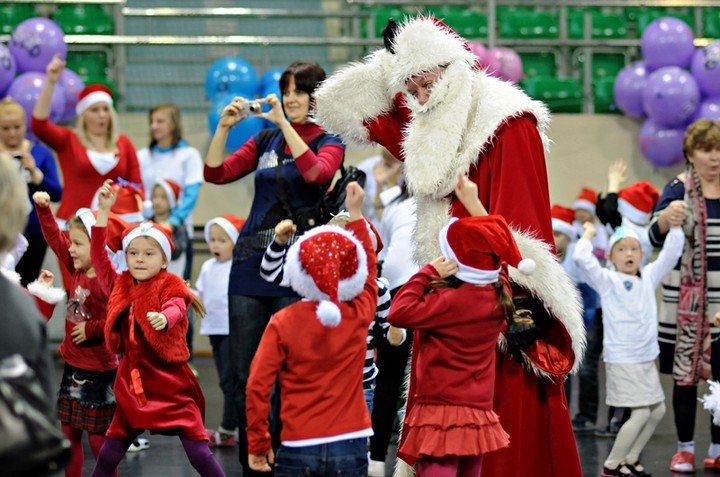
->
xmin=228 ymin=294 xmax=298 ymax=476
xmin=209 ymin=334 xmax=238 ymax=431
xmin=274 ymin=438 xmax=368 ymax=477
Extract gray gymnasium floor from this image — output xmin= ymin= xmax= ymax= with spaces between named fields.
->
xmin=74 ymin=358 xmax=716 ymax=476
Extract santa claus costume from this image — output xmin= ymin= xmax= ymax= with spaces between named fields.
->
xmin=315 ymin=16 xmax=585 ymax=477
xmin=91 ymin=222 xmax=225 ymax=477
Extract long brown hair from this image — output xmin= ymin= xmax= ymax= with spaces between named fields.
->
xmin=494 ymin=274 xmax=514 ymax=321
xmin=148 ymin=103 xmax=183 ymax=149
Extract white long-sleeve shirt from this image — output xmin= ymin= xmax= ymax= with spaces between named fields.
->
xmin=573 ymin=227 xmax=684 ymax=364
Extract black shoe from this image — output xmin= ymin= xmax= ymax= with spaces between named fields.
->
xmin=624 ymin=462 xmax=651 ymax=476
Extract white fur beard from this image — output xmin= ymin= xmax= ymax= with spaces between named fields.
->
xmin=402 ymin=64 xmax=475 ymax=198
xmin=413 ymin=196 xmax=452 ymax=264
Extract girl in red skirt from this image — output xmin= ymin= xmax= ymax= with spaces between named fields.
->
xmin=90 ymin=182 xmax=225 ymax=476
xmin=388 ymin=178 xmax=536 ymax=477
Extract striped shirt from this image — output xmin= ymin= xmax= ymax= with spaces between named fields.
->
xmin=260 ymin=239 xmax=397 ymax=389
xmin=649 ymin=177 xmax=720 ymax=374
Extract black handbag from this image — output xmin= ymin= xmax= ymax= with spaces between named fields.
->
xmin=0 ymin=354 xmax=70 ymax=476
xmin=323 ymin=164 xmax=367 ymax=217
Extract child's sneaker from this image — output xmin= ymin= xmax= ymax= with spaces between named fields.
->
xmin=127 ymin=437 xmax=150 ymax=453
xmin=207 ymin=427 xmax=238 ymax=447
xmin=669 ymin=451 xmax=695 ymax=473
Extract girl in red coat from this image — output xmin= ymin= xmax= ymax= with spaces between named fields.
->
xmin=90 ymin=187 xmax=225 ymax=476
xmin=388 ymin=179 xmax=536 ymax=477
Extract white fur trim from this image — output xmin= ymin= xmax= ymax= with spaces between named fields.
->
xmin=508 ymin=231 xmax=586 ymax=375
xmin=316 ymin=300 xmax=341 ymax=327
xmin=518 ymin=258 xmax=536 ymax=275
xmin=389 ymin=17 xmax=477 ymax=90
xmin=701 ymin=380 xmax=720 ymax=426
xmin=204 ymin=217 xmax=240 ymax=245
xmin=394 ymin=460 xmax=415 ymax=477
xmin=27 ymin=280 xmax=66 ymax=304
xmin=122 ymin=222 xmax=172 ymax=261
xmin=76 ymin=91 xmax=113 ymax=116
xmin=552 ymin=218 xmax=576 ymax=239
xmin=413 ymin=196 xmax=451 ymax=264
xmin=117 ymin=211 xmax=144 ymax=223
xmin=155 ymin=179 xmax=178 ymax=210
xmin=75 ymin=208 xmax=96 ymax=237
xmin=572 ymin=199 xmax=596 ymax=214
xmin=284 ymin=225 xmax=368 ymax=302
xmin=438 ymin=217 xmax=501 ymax=285
xmin=314 ymin=49 xmax=398 ymax=147
xmin=618 ymin=198 xmax=651 ymax=225
xmin=0 ymin=268 xmax=21 ymax=285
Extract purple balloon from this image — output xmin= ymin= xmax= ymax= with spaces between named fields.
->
xmin=9 ymin=18 xmax=67 ymax=74
xmin=0 ymin=44 xmax=16 ymax=96
xmin=613 ymin=61 xmax=647 ymax=118
xmin=639 ymin=118 xmax=685 ymax=168
xmin=7 ymin=72 xmax=65 ymax=125
xmin=485 ymin=47 xmax=523 ymax=83
xmin=57 ymin=69 xmax=84 ymax=123
xmin=468 ymin=41 xmax=487 ymax=63
xmin=691 ymin=41 xmax=720 ymax=98
xmin=642 ymin=66 xmax=700 ymax=127
xmin=641 ymin=17 xmax=695 ymax=71
xmin=690 ymin=97 xmax=720 ymax=122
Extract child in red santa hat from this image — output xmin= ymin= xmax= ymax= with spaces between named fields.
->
xmin=388 ymin=176 xmax=539 ymax=477
xmin=245 ymin=182 xmax=378 ymax=476
xmin=32 ymin=190 xmax=122 ymax=477
xmin=148 ymin=177 xmax=189 ymax=277
xmin=197 ymin=213 xmax=245 ymax=447
xmin=90 ymin=184 xmax=224 ymax=477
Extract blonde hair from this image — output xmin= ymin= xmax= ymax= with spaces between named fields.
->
xmin=0 ymin=98 xmax=26 ymax=123
xmin=76 ymin=104 xmax=120 ymax=150
xmin=683 ymin=119 xmax=720 ymax=162
xmin=148 ymin=103 xmax=183 ymax=149
xmin=0 ymin=152 xmax=29 ymax=253
xmin=328 ymin=214 xmax=351 ymax=228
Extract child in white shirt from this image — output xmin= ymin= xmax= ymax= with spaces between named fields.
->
xmin=574 ymin=223 xmax=684 ymax=477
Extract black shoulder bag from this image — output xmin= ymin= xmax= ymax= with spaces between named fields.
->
xmin=0 ymin=354 xmax=70 ymax=476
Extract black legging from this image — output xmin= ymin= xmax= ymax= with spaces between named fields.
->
xmin=673 ymin=338 xmax=720 ymax=443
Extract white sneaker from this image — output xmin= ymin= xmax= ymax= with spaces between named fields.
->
xmin=127 ymin=437 xmax=150 ymax=452
xmin=368 ymin=459 xmax=385 ymax=477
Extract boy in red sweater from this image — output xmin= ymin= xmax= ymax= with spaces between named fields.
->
xmin=246 ymin=182 xmax=377 ymax=476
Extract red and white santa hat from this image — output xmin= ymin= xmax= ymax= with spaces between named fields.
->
xmin=572 ymin=187 xmax=598 ymax=215
xmin=439 ymin=215 xmax=535 ymax=285
xmin=284 ymin=225 xmax=368 ymax=327
xmin=204 ymin=214 xmax=246 ymax=245
xmin=121 ymin=221 xmax=174 ymax=261
xmin=388 ymin=17 xmax=478 ymax=89
xmin=74 ymin=208 xmax=128 ymax=254
xmin=618 ymin=181 xmax=660 ymax=225
xmin=551 ymin=204 xmax=577 ymax=239
xmin=91 ymin=180 xmax=144 ymax=224
xmin=76 ymin=84 xmax=113 ymax=116
xmin=154 ymin=178 xmax=182 ymax=210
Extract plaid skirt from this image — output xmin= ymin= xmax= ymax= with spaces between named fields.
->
xmin=57 ymin=363 xmax=117 ymax=433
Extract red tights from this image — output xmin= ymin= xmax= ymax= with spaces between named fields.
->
xmin=62 ymin=424 xmax=118 ymax=477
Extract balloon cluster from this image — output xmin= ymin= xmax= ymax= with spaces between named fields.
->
xmin=613 ymin=17 xmax=720 ymax=168
xmin=0 ymin=18 xmax=84 ymax=126
xmin=467 ymin=41 xmax=523 ymax=84
xmin=205 ymin=58 xmax=284 ymax=152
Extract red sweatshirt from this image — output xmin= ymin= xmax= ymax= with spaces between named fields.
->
xmin=388 ymin=264 xmax=506 ymax=409
xmin=36 ymin=206 xmax=118 ymax=371
xmin=31 ymin=116 xmax=142 ymax=220
xmin=246 ymin=219 xmax=378 ymax=454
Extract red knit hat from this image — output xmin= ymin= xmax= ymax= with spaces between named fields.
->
xmin=551 ymin=204 xmax=577 ymax=239
xmin=573 ymin=187 xmax=598 ymax=214
xmin=75 ymin=84 xmax=113 ymax=116
xmin=154 ymin=178 xmax=182 ymax=210
xmin=618 ymin=181 xmax=660 ymax=225
xmin=284 ymin=225 xmax=368 ymax=327
xmin=438 ymin=216 xmax=535 ymax=285
xmin=121 ymin=221 xmax=174 ymax=261
xmin=204 ymin=214 xmax=246 ymax=244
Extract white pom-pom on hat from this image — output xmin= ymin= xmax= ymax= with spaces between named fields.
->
xmin=317 ymin=300 xmax=341 ymax=327
xmin=518 ymin=258 xmax=536 ymax=276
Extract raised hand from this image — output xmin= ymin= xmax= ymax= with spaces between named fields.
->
xmin=32 ymin=191 xmax=51 ymax=208
xmin=45 ymin=54 xmax=66 ymax=84
xmin=218 ymin=97 xmax=250 ymax=129
xmin=454 ymin=174 xmax=487 ymax=216
xmin=97 ymin=179 xmax=119 ymax=212
xmin=607 ymin=158 xmax=628 ymax=193
xmin=581 ymin=221 xmax=597 ymax=240
xmin=429 ymin=256 xmax=459 ymax=279
xmin=274 ymin=219 xmax=297 ymax=245
xmin=663 ymin=200 xmax=687 ymax=228
xmin=255 ymin=93 xmax=286 ymax=127
xmin=344 ymin=182 xmax=365 ymax=220
xmin=37 ymin=269 xmax=54 ymax=287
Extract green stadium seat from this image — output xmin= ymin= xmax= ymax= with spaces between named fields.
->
xmin=65 ymin=51 xmax=108 ymax=78
xmin=365 ymin=5 xmax=407 ymax=38
xmin=569 ymin=10 xmax=627 ymax=39
xmin=521 ymin=77 xmax=583 ymax=113
xmin=703 ymin=8 xmax=720 ymax=38
xmin=81 ymin=75 xmax=116 ymax=96
xmin=636 ymin=7 xmax=693 ymax=33
xmin=519 ymin=52 xmax=556 ymax=79
xmin=576 ymin=53 xmax=625 ymax=80
xmin=500 ymin=10 xmax=559 ymax=39
xmin=441 ymin=8 xmax=487 ymax=39
xmin=54 ymin=4 xmax=114 ymax=35
xmin=594 ymin=76 xmax=619 ymax=114
xmin=0 ymin=4 xmax=36 ymax=35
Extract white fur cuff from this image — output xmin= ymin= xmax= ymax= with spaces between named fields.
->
xmin=27 ymin=280 xmax=67 ymax=304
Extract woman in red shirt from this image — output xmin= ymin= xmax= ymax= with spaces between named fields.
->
xmin=31 ymin=54 xmax=142 ymax=226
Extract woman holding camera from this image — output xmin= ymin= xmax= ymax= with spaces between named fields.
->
xmin=0 ymin=98 xmax=62 ymax=285
xmin=204 ymin=61 xmax=345 ymax=476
